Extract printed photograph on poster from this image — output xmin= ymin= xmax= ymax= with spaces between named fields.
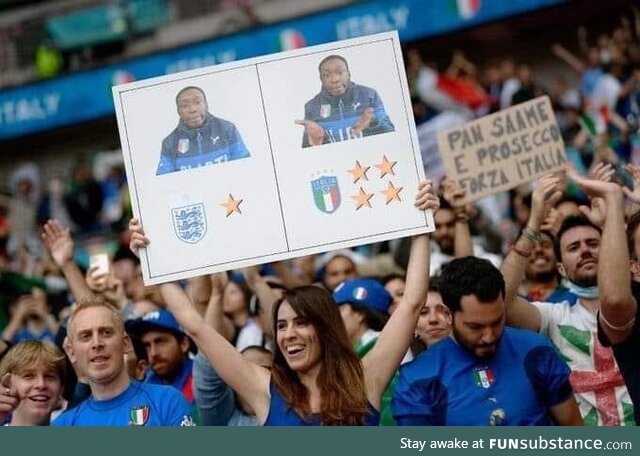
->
xmin=113 ymin=31 xmax=433 ymax=285
xmin=294 ymin=53 xmax=396 ymax=148
xmin=156 ymin=85 xmax=251 ymax=176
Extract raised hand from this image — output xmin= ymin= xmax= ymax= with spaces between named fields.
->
xmin=85 ymin=265 xmax=108 ymax=293
xmin=128 ymin=218 xmax=150 ymax=257
xmin=541 ymin=207 xmax=562 ymax=235
xmin=15 ymin=296 xmax=34 ymax=322
xmin=565 ymin=164 xmax=622 ymax=228
xmin=414 ymin=180 xmax=440 ymax=213
xmin=622 ymin=163 xmax=640 ymax=204
xmin=530 ymin=174 xmax=563 ymax=229
xmin=590 ymin=162 xmax=616 ymax=183
xmin=580 ymin=197 xmax=608 ymax=228
xmin=565 ymin=164 xmax=622 ymax=199
xmin=41 ymin=220 xmax=74 ymax=268
xmin=0 ymin=373 xmax=18 ymax=423
xmin=294 ymin=119 xmax=325 ymax=146
xmin=441 ymin=175 xmax=466 ymax=208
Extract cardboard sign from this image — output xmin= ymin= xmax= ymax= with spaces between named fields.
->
xmin=112 ymin=31 xmax=433 ymax=285
xmin=437 ymin=96 xmax=566 ymax=204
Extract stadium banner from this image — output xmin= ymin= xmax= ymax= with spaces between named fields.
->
xmin=0 ymin=0 xmax=566 ymax=141
xmin=437 ymin=96 xmax=567 ymax=204
xmin=113 ymin=32 xmax=433 ymax=285
xmin=0 ymin=425 xmax=637 ymax=455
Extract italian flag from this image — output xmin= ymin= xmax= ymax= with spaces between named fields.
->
xmin=451 ymin=0 xmax=481 ymax=20
xmin=279 ymin=29 xmax=306 ymax=51
xmin=314 ymin=187 xmax=339 ymax=213
xmin=579 ymin=105 xmax=611 ymax=136
xmin=130 ymin=406 xmax=149 ymax=426
xmin=473 ymin=368 xmax=494 ymax=388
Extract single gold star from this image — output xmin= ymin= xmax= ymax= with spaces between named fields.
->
xmin=351 ymin=187 xmax=373 ymax=210
xmin=375 ymin=155 xmax=397 ymax=178
xmin=380 ymin=181 xmax=403 ymax=204
xmin=220 ymin=194 xmax=243 ymax=217
xmin=347 ymin=160 xmax=370 ymax=183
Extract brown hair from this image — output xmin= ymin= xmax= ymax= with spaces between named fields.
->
xmin=271 ymin=286 xmax=368 ymax=425
xmin=0 ymin=340 xmax=65 ymax=383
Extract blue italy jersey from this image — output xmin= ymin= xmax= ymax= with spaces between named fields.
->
xmin=264 ymin=380 xmax=380 ymax=426
xmin=52 ymin=381 xmax=195 ymax=426
xmin=301 ymin=82 xmax=394 ymax=147
xmin=392 ymin=327 xmax=573 ymax=426
xmin=156 ymin=113 xmax=250 ymax=175
xmin=145 ymin=358 xmax=194 ymax=404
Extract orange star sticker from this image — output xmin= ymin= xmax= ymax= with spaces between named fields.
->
xmin=351 ymin=187 xmax=373 ymax=210
xmin=375 ymin=155 xmax=397 ymax=178
xmin=220 ymin=194 xmax=243 ymax=217
xmin=380 ymin=181 xmax=403 ymax=204
xmin=347 ymin=160 xmax=370 ymax=183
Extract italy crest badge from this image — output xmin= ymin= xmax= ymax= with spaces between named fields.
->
xmin=129 ymin=405 xmax=150 ymax=426
xmin=311 ymin=174 xmax=341 ymax=214
xmin=472 ymin=367 xmax=495 ymax=389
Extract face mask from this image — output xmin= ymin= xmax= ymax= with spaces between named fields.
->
xmin=566 ymin=280 xmax=600 ymax=299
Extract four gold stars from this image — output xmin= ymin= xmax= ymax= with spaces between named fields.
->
xmin=220 ymin=194 xmax=243 ymax=217
xmin=351 ymin=187 xmax=374 ymax=210
xmin=380 ymin=181 xmax=403 ymax=204
xmin=346 ymin=155 xmax=402 ymax=210
xmin=348 ymin=160 xmax=370 ymax=183
xmin=375 ymin=155 xmax=397 ymax=178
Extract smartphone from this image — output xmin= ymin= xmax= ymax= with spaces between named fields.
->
xmin=89 ymin=253 xmax=110 ymax=276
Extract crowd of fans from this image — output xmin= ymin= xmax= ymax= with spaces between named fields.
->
xmin=1 ymin=8 xmax=640 ymax=426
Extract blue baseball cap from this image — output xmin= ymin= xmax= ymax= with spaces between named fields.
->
xmin=126 ymin=310 xmax=185 ymax=338
xmin=332 ymin=278 xmax=392 ymax=315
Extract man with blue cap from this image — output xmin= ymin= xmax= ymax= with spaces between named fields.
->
xmin=126 ymin=310 xmax=195 ymax=406
xmin=333 ymin=278 xmax=392 ymax=355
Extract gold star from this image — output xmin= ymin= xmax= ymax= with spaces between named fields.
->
xmin=375 ymin=155 xmax=397 ymax=178
xmin=347 ymin=160 xmax=370 ymax=183
xmin=351 ymin=187 xmax=373 ymax=210
xmin=220 ymin=194 xmax=243 ymax=217
xmin=380 ymin=181 xmax=403 ymax=204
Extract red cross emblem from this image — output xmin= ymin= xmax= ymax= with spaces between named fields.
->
xmin=569 ymin=332 xmax=625 ymax=426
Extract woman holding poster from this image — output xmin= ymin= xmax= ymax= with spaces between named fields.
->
xmin=128 ymin=181 xmax=438 ymax=425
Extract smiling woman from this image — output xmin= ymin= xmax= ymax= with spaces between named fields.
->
xmin=270 ymin=287 xmax=371 ymax=425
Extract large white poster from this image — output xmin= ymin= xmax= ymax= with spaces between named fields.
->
xmin=113 ymin=31 xmax=434 ymax=285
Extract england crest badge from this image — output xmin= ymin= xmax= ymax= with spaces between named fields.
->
xmin=129 ymin=405 xmax=149 ymax=426
xmin=320 ymin=104 xmax=331 ymax=118
xmin=177 ymin=138 xmax=189 ymax=154
xmin=172 ymin=203 xmax=207 ymax=244
xmin=311 ymin=175 xmax=340 ymax=214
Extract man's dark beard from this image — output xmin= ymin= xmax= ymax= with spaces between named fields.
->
xmin=452 ymin=324 xmax=500 ymax=360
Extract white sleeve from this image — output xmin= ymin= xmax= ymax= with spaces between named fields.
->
xmin=531 ymin=301 xmax=558 ymax=337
